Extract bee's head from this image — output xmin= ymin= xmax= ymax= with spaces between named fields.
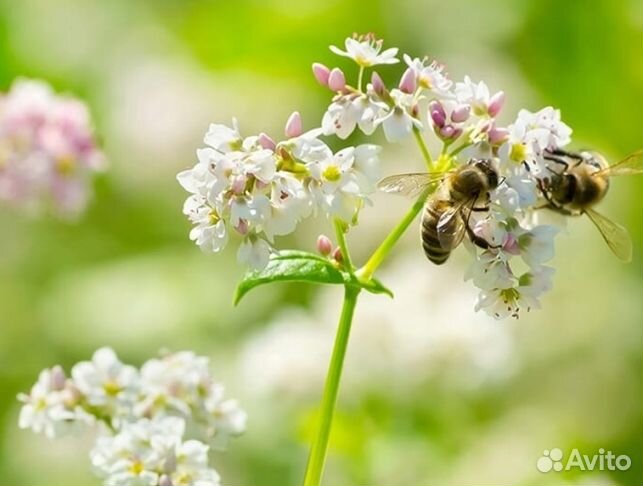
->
xmin=580 ymin=151 xmax=608 ymax=171
xmin=471 ymin=158 xmax=499 ymax=189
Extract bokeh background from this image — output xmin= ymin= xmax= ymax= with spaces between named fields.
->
xmin=0 ymin=0 xmax=641 ymax=485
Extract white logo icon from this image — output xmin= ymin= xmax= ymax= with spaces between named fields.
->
xmin=537 ymin=448 xmax=564 ymax=472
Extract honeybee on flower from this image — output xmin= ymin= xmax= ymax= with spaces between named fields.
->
xmin=177 ymin=33 xmax=640 ymax=320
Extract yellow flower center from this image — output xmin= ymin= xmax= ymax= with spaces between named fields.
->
xmin=56 ymin=156 xmax=76 ymax=175
xmin=509 ymin=143 xmax=527 ymax=163
xmin=103 ymin=380 xmax=122 ymax=397
xmin=355 ymin=54 xmax=371 ymax=67
xmin=500 ymin=288 xmax=520 ymax=303
xmin=322 ymin=165 xmax=341 ymax=182
xmin=208 ymin=209 xmax=221 ymax=225
xmin=129 ymin=460 xmax=144 ymax=475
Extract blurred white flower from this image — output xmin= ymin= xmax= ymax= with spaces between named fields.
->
xmin=136 ymin=351 xmax=247 ymax=444
xmin=18 ymin=367 xmax=85 ymax=438
xmin=330 ymin=34 xmax=399 ymax=67
xmin=92 ymin=416 xmax=221 ymax=486
xmin=71 ymin=347 xmax=139 ymax=413
xmin=201 ymin=386 xmax=248 ymax=447
xmin=136 ymin=351 xmax=210 ymax=418
xmin=20 ymin=349 xmax=244 ymax=485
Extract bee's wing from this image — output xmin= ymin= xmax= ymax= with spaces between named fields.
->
xmin=584 ymin=208 xmax=633 ymax=262
xmin=436 ymin=196 xmax=469 ymax=249
xmin=594 ymin=149 xmax=643 ymax=177
xmin=377 ymin=172 xmax=448 ymax=198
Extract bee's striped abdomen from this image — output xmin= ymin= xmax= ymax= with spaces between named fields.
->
xmin=421 ymin=200 xmax=456 ymax=265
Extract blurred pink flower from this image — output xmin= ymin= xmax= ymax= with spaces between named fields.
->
xmin=0 ymin=79 xmax=105 ymax=218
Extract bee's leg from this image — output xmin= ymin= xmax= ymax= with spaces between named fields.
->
xmin=543 ymin=154 xmax=569 ymax=172
xmin=464 ymin=221 xmax=502 ymax=250
xmin=535 ymin=178 xmax=560 ymax=209
xmin=460 ymin=211 xmax=501 ymax=250
xmin=471 ymin=207 xmax=490 ymax=212
xmin=533 ymin=179 xmax=576 ymax=215
xmin=549 ymin=148 xmax=583 ymax=161
xmin=536 ymin=179 xmax=557 ymax=209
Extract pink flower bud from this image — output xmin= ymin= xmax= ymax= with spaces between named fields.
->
xmin=316 ymin=234 xmax=333 ymax=256
xmin=312 ymin=62 xmax=330 ymax=86
xmin=451 ymin=127 xmax=463 ymax=139
xmin=332 ymin=247 xmax=343 ymax=263
xmin=235 ymin=219 xmax=249 ymax=236
xmin=328 ymin=68 xmax=346 ymax=92
xmin=231 ymin=175 xmax=247 ymax=195
xmin=440 ymin=125 xmax=455 ymax=139
xmin=487 ymin=91 xmax=505 ymax=117
xmin=398 ymin=67 xmax=416 ymax=94
xmin=257 ymin=132 xmax=276 ymax=150
xmin=285 ymin=111 xmax=303 ymax=138
xmin=371 ymin=71 xmax=386 ymax=95
xmin=50 ymin=365 xmax=66 ymax=391
xmin=159 ymin=475 xmax=174 ymax=486
xmin=429 ymin=101 xmax=446 ymax=127
xmin=478 ymin=119 xmax=492 ymax=133
xmin=451 ymin=104 xmax=471 ymax=123
xmin=488 ymin=126 xmax=509 ymax=144
xmin=62 ymin=383 xmax=82 ymax=407
xmin=503 ymin=232 xmax=521 ymax=255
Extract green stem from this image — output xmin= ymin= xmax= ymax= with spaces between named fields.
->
xmin=357 ymin=66 xmax=365 ymax=93
xmin=357 ymin=125 xmax=437 ymax=280
xmin=357 ymin=188 xmax=429 ymax=281
xmin=303 ymin=285 xmax=361 ymax=486
xmin=449 ymin=141 xmax=472 ymax=157
xmin=412 ymin=127 xmax=433 ymax=170
xmin=334 ymin=219 xmax=354 ymax=271
xmin=302 ymin=126 xmax=437 ymax=486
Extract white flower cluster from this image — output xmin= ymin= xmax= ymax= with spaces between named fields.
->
xmin=18 ymin=348 xmax=246 ymax=486
xmin=313 ymin=34 xmax=574 ymax=319
xmin=0 ymin=79 xmax=104 ymax=217
xmin=177 ymin=115 xmax=380 ymax=269
xmin=178 ymin=33 xmax=579 ymax=318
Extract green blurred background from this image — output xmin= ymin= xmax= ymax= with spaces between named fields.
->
xmin=0 ymin=0 xmax=641 ymax=485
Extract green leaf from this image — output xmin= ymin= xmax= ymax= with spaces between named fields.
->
xmin=234 ymin=250 xmax=395 ymax=305
xmin=361 ymin=277 xmax=394 ymax=299
xmin=234 ymin=250 xmax=348 ymax=305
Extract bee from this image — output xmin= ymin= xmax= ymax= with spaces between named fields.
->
xmin=378 ymin=159 xmax=500 ymax=265
xmin=537 ymin=148 xmax=643 ymax=262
